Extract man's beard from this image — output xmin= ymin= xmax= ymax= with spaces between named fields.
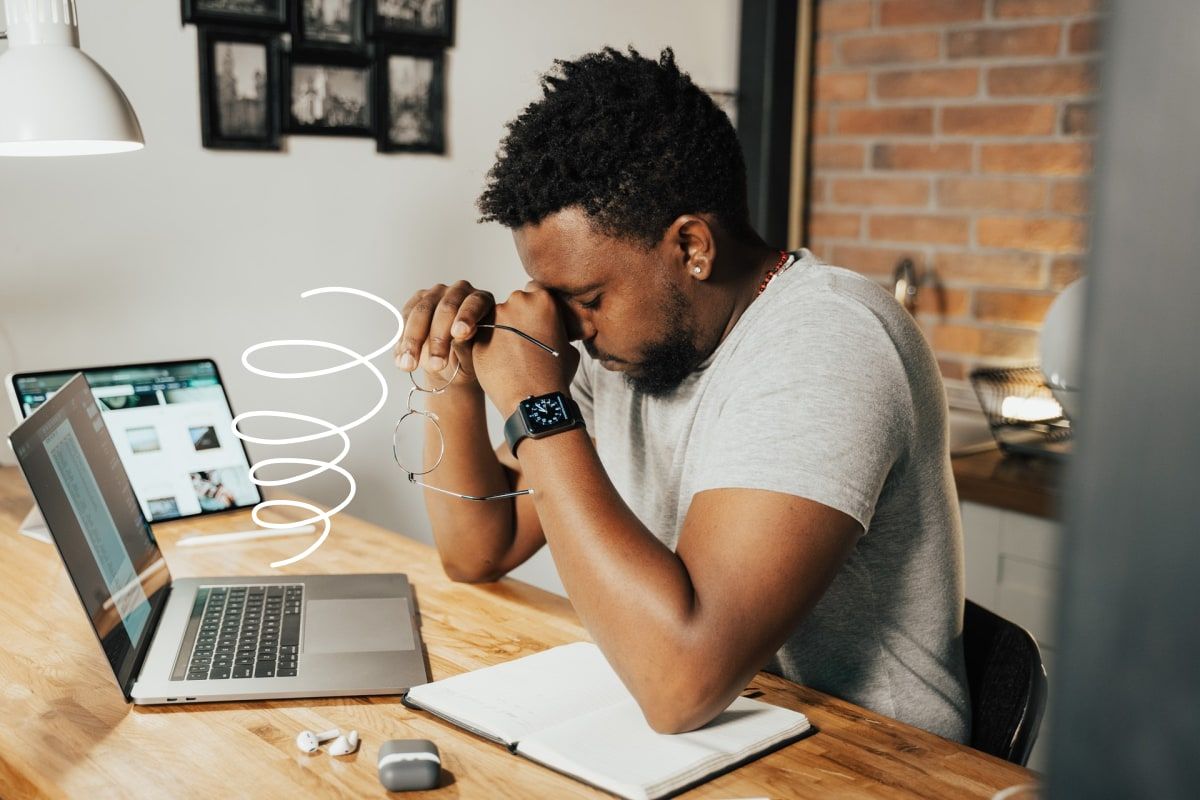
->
xmin=585 ymin=285 xmax=704 ymax=397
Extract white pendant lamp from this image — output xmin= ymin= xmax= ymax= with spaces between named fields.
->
xmin=0 ymin=0 xmax=143 ymax=156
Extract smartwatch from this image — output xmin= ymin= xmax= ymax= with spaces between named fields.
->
xmin=503 ymin=391 xmax=586 ymax=457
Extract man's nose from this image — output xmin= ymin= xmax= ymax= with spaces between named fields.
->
xmin=561 ymin=307 xmax=592 ymax=342
xmin=548 ymin=292 xmax=595 ymax=342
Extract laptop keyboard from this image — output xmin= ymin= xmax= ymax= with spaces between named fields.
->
xmin=174 ymin=584 xmax=303 ymax=681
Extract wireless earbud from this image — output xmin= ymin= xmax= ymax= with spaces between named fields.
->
xmin=295 ymin=728 xmax=340 ymax=754
xmin=329 ymin=729 xmax=360 ymax=757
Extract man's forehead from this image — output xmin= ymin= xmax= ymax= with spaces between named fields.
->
xmin=529 ymin=257 xmax=605 ymax=296
xmin=514 ymin=210 xmax=609 ymax=294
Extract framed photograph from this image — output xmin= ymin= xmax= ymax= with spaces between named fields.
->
xmin=284 ymin=53 xmax=374 ymax=136
xmin=291 ymin=0 xmax=367 ymax=53
xmin=367 ymin=0 xmax=454 ymax=46
xmin=182 ymin=0 xmax=288 ymax=29
xmin=375 ymin=46 xmax=445 ymax=153
xmin=197 ymin=28 xmax=282 ymax=150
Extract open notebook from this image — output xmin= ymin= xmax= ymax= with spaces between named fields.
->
xmin=402 ymin=642 xmax=812 ymax=800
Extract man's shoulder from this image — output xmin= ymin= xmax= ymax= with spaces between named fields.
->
xmin=749 ymin=257 xmax=906 ymax=348
xmin=718 ymin=256 xmax=928 ymax=406
xmin=769 ymin=255 xmax=900 ymax=320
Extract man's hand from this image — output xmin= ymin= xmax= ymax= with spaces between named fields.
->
xmin=395 ymin=280 xmax=496 ymax=388
xmin=471 ymin=281 xmax=580 ymax=416
xmin=393 ymin=280 xmax=556 ymax=585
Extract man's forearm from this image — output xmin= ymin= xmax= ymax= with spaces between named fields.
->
xmin=514 ymin=428 xmax=722 ymax=727
xmin=420 ymin=384 xmax=518 ymax=577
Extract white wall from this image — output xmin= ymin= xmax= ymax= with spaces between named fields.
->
xmin=0 ymin=0 xmax=740 ymax=595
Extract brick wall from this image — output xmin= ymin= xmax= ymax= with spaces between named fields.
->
xmin=807 ymin=0 xmax=1101 ymax=381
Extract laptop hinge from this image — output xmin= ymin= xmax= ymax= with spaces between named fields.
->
xmin=125 ymin=582 xmax=173 ymax=701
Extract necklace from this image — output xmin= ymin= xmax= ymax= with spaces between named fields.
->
xmin=755 ymin=250 xmax=792 ymax=297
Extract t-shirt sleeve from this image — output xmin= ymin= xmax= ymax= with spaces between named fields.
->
xmin=569 ymin=343 xmax=597 ymax=432
xmin=691 ymin=295 xmax=912 ymax=531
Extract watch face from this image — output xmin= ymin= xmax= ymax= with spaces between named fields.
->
xmin=522 ymin=394 xmax=571 ymax=434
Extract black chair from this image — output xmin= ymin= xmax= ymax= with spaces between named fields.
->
xmin=962 ymin=599 xmax=1048 ymax=766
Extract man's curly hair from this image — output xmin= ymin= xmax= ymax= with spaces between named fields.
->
xmin=477 ymin=46 xmax=758 ymax=249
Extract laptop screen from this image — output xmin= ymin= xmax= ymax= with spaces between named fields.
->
xmin=8 ymin=359 xmax=261 ymax=522
xmin=9 ymin=373 xmax=171 ymax=699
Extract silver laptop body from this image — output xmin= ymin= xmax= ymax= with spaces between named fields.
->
xmin=8 ymin=372 xmax=428 ymax=705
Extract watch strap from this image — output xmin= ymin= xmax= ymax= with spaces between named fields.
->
xmin=503 ymin=406 xmax=529 ymax=457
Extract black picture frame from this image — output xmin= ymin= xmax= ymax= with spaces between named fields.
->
xmin=182 ymin=0 xmax=289 ymax=30
xmin=290 ymin=0 xmax=369 ymax=54
xmin=374 ymin=45 xmax=445 ymax=154
xmin=367 ymin=0 xmax=454 ymax=47
xmin=197 ymin=28 xmax=282 ymax=151
xmin=283 ymin=51 xmax=375 ymax=137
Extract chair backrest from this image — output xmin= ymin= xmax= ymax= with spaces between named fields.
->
xmin=962 ymin=599 xmax=1048 ymax=766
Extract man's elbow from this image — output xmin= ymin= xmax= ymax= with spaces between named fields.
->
xmin=440 ymin=557 xmax=504 ymax=584
xmin=636 ymin=673 xmax=738 ymax=735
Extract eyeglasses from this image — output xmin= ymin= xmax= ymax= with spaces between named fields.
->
xmin=392 ymin=324 xmax=560 ymax=501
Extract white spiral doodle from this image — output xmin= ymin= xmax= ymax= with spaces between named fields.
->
xmin=230 ymin=287 xmax=404 ymax=569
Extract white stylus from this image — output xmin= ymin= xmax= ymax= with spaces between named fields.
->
xmin=176 ymin=525 xmax=317 ymax=547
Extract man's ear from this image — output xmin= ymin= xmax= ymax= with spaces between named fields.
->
xmin=662 ymin=215 xmax=717 ymax=281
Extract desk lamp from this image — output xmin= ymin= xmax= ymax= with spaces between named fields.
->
xmin=0 ymin=0 xmax=143 ymax=156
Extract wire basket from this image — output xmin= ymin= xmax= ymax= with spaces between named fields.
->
xmin=969 ymin=365 xmax=1072 ymax=458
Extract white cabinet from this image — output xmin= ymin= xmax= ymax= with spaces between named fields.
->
xmin=960 ymin=500 xmax=1062 ymax=773
xmin=961 ymin=501 xmax=1062 ymax=647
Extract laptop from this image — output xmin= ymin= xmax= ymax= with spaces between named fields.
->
xmin=7 ymin=358 xmax=262 ymax=531
xmin=8 ymin=372 xmax=429 ymax=705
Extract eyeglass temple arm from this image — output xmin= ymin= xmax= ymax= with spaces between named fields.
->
xmin=475 ymin=323 xmax=560 ymax=356
xmin=407 ymin=473 xmax=535 ymax=502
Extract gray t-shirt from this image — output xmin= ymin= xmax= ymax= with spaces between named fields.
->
xmin=569 ymin=250 xmax=970 ymax=742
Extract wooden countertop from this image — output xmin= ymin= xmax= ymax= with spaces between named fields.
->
xmin=0 ymin=466 xmax=1035 ymax=799
xmin=953 ymin=447 xmax=1062 ymax=519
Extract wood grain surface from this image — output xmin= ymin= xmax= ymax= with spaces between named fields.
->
xmin=952 ymin=449 xmax=1061 ymax=519
xmin=0 ymin=466 xmax=1036 ymax=799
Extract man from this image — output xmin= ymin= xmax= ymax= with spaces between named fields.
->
xmin=394 ymin=47 xmax=970 ymax=741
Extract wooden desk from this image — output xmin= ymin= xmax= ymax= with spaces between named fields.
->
xmin=0 ymin=466 xmax=1034 ymax=799
xmin=952 ymin=449 xmax=1062 ymax=519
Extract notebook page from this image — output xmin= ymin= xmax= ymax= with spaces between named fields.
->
xmin=515 ymin=695 xmax=810 ymax=800
xmin=404 ymin=642 xmax=632 ymax=746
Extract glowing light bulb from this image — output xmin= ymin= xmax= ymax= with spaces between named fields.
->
xmin=1001 ymin=395 xmax=1063 ymax=422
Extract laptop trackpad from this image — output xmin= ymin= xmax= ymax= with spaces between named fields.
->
xmin=303 ymin=598 xmax=415 ymax=653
